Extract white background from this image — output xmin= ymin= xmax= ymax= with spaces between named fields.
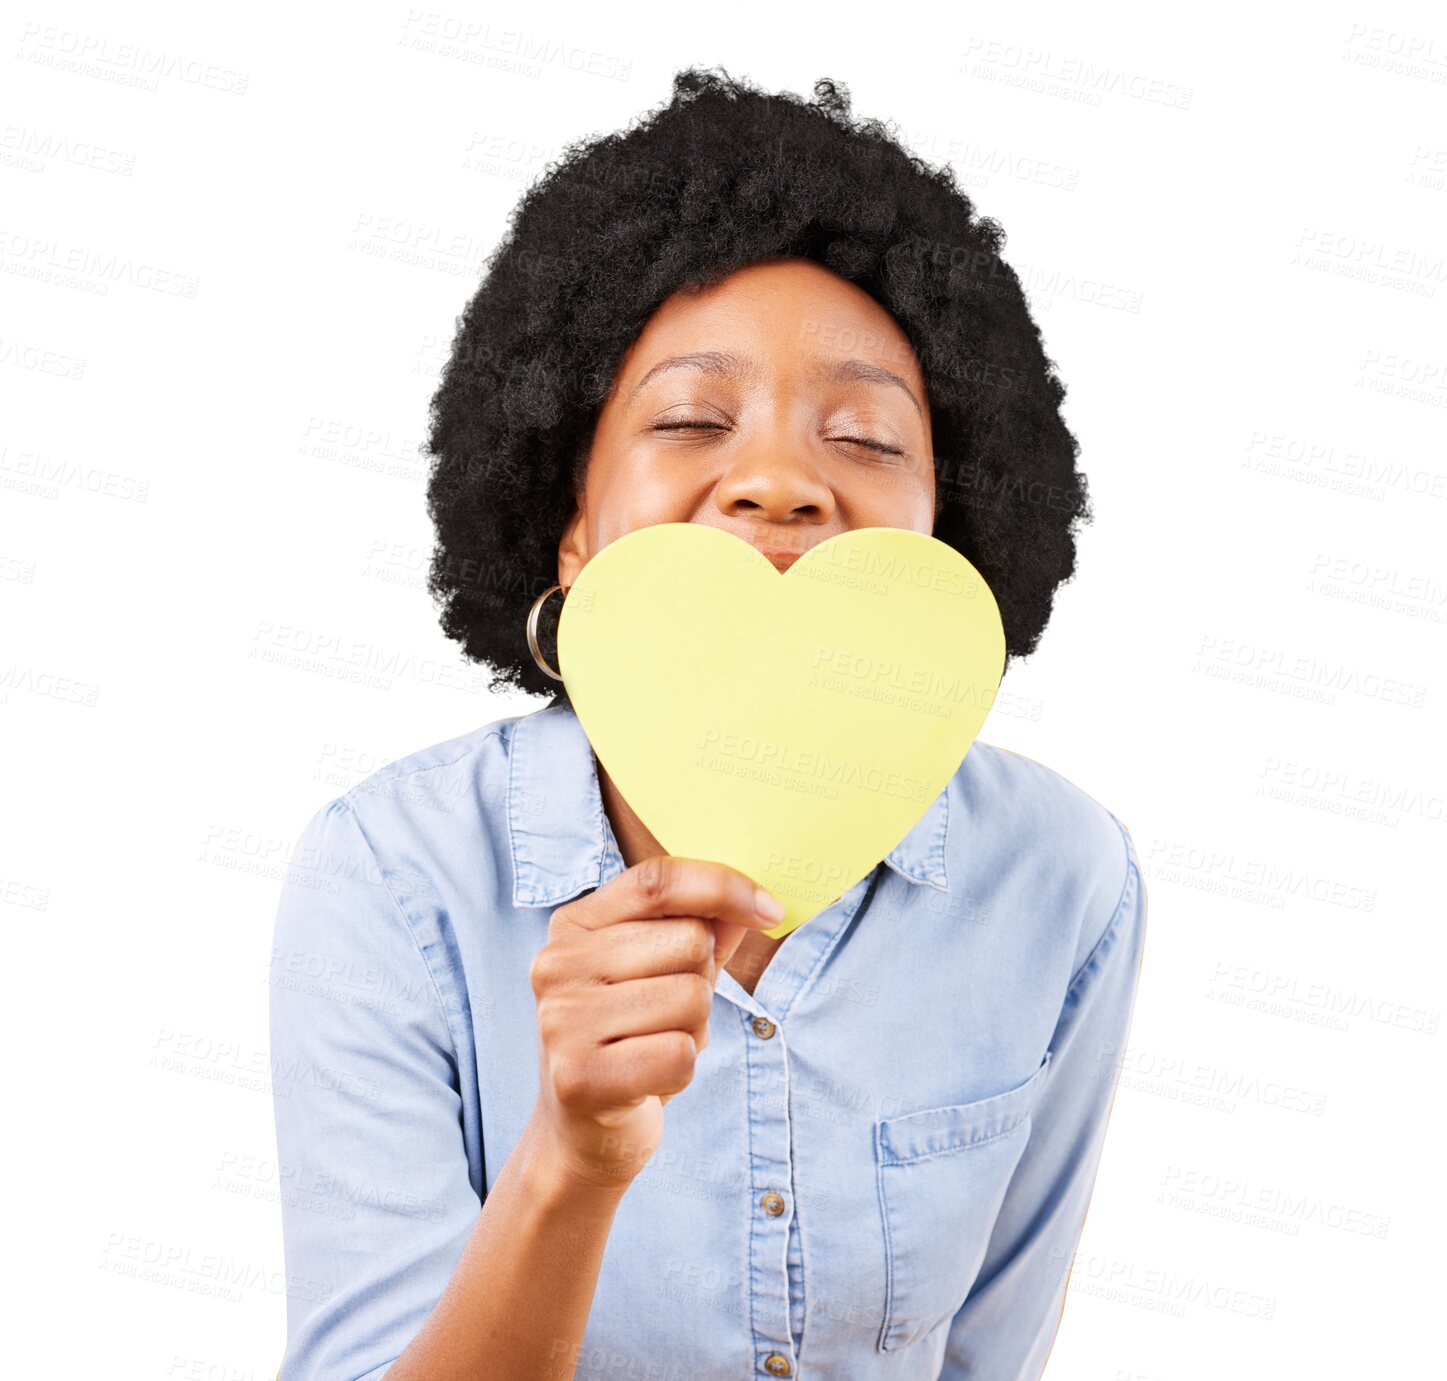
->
xmin=4 ymin=2 xmax=1444 ymax=1377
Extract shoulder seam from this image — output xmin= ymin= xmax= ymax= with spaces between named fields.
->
xmin=1062 ymin=811 xmax=1137 ymax=1004
xmin=333 ymin=798 xmax=463 ymax=1072
xmin=337 ymin=722 xmax=509 ymax=809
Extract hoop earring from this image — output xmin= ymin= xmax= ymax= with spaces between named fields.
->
xmin=526 ymin=583 xmax=569 ymax=681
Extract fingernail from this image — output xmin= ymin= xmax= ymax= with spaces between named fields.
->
xmin=754 ymin=888 xmax=786 ymax=922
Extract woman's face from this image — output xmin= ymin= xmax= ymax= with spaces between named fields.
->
xmin=558 ymin=257 xmax=938 ymax=584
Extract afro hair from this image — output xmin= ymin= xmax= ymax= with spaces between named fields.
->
xmin=424 ymin=66 xmax=1092 ymax=709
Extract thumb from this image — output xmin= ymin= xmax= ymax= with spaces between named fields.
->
xmin=710 ymin=918 xmax=751 ymax=978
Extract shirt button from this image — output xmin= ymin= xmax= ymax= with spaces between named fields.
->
xmin=760 ymin=1190 xmax=786 ymax=1216
xmin=751 ymin=1016 xmax=776 ymax=1038
xmin=762 ymin=1354 xmax=792 ymax=1376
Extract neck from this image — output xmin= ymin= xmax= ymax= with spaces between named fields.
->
xmin=594 ymin=755 xmax=665 ymax=870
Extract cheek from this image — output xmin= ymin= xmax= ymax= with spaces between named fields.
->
xmin=588 ymin=458 xmax=703 ymax=549
xmin=855 ymin=466 xmax=935 ymax=530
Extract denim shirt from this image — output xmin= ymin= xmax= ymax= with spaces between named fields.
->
xmin=269 ymin=700 xmax=1147 ymax=1380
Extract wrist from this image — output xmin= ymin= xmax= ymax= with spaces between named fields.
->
xmin=519 ymin=1114 xmax=635 ymax=1209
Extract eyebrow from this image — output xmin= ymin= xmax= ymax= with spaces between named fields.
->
xmin=628 ymin=350 xmax=924 ymax=419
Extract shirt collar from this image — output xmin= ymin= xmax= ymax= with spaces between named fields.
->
xmin=507 ymin=701 xmax=951 ymax=909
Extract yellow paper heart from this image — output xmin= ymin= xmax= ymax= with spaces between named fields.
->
xmin=557 ymin=523 xmax=1005 ymax=939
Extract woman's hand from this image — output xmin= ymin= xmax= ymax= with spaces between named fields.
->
xmin=526 ymin=854 xmax=787 ymax=1193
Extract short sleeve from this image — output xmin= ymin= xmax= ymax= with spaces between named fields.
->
xmin=937 ymin=816 xmax=1148 ymax=1379
xmin=269 ymin=799 xmax=481 ymax=1380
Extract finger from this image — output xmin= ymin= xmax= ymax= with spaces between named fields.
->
xmin=588 ymin=1029 xmax=698 ymax=1104
xmin=573 ymin=916 xmax=716 ymax=984
xmin=593 ymin=966 xmax=717 ymax=1042
xmin=567 ymin=854 xmax=787 ymax=939
xmin=710 ymin=913 xmax=789 ymax=976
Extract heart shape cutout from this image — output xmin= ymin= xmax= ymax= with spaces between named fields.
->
xmin=558 ymin=523 xmax=1005 ymax=939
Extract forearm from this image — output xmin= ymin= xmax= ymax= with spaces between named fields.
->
xmin=384 ymin=1111 xmax=629 ymax=1381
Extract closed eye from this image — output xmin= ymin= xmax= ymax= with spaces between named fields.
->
xmin=834 ymin=436 xmax=905 ymax=456
xmin=650 ymin=422 xmax=904 ymax=456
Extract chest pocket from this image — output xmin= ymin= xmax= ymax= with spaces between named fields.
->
xmin=873 ymin=1049 xmax=1054 ymax=1352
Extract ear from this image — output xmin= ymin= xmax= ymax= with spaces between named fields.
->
xmin=557 ymin=491 xmax=589 ymax=588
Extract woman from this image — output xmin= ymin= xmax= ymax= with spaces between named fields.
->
xmin=270 ymin=67 xmax=1147 ymax=1380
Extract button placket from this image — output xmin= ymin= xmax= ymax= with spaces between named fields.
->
xmin=716 ymin=870 xmax=884 ymax=1377
xmin=742 ymin=1000 xmax=797 ymax=1374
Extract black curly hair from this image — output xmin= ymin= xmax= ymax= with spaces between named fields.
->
xmin=424 ymin=66 xmax=1092 ymax=710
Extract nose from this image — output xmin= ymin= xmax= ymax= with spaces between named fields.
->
xmin=712 ymin=430 xmax=836 ymax=525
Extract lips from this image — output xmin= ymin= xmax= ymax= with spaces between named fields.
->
xmin=757 ymin=549 xmax=801 ymax=573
